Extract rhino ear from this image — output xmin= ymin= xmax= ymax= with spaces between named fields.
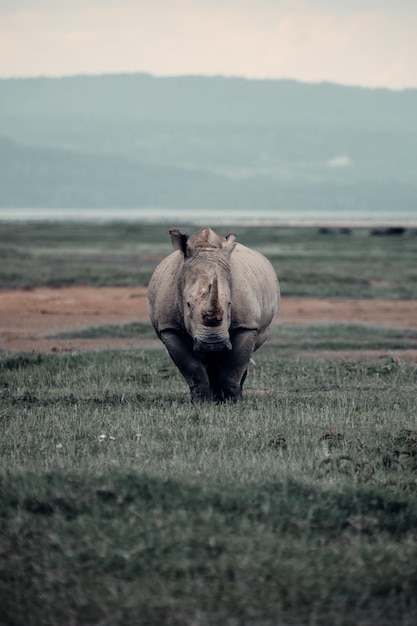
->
xmin=223 ymin=233 xmax=237 ymax=257
xmin=170 ymin=229 xmax=188 ymax=255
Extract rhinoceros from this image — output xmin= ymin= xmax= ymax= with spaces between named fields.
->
xmin=147 ymin=226 xmax=280 ymax=402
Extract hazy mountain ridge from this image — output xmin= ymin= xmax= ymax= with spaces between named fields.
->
xmin=0 ymin=74 xmax=416 ymax=211
xmin=2 ymin=73 xmax=416 ymax=128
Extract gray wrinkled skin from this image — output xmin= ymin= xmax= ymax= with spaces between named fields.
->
xmin=148 ymin=227 xmax=280 ymax=402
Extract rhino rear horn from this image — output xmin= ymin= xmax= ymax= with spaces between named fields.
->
xmin=170 ymin=229 xmax=188 ymax=255
xmin=223 ymin=233 xmax=237 ymax=256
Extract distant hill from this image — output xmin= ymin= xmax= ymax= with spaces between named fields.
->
xmin=0 ymin=73 xmax=416 ymax=212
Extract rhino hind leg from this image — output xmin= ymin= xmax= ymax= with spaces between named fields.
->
xmin=215 ymin=330 xmax=257 ymax=402
xmin=204 ymin=358 xmax=222 ymax=402
xmin=201 ymin=353 xmax=245 ymax=402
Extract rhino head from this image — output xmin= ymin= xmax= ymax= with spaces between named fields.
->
xmin=170 ymin=227 xmax=236 ymax=353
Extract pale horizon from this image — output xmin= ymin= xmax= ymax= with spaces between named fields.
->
xmin=1 ymin=1 xmax=417 ymax=91
xmin=3 ymin=70 xmax=416 ymax=94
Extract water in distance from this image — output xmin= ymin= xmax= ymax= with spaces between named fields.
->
xmin=1 ymin=206 xmax=416 ymax=226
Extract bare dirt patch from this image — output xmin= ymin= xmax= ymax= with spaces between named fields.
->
xmin=1 ymin=286 xmax=417 ymax=358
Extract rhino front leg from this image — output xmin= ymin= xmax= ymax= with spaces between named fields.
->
xmin=159 ymin=330 xmax=213 ymax=402
xmin=217 ymin=330 xmax=257 ymax=401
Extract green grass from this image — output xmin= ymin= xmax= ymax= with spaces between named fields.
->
xmin=51 ymin=320 xmax=417 ymax=353
xmin=1 ymin=220 xmax=417 ymax=623
xmin=50 ymin=321 xmax=156 ymax=340
xmin=1 ymin=222 xmax=416 ymax=298
xmin=1 ymin=348 xmax=417 ymax=625
xmin=271 ymin=323 xmax=417 ymax=352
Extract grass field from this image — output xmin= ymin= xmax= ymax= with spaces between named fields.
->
xmin=1 ymin=221 xmax=417 ymax=298
xmin=1 ymin=221 xmax=417 ymax=625
xmin=54 ymin=321 xmax=417 ymax=352
xmin=1 ymin=340 xmax=417 ymax=625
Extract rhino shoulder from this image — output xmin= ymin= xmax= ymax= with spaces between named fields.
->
xmin=232 ymin=243 xmax=278 ymax=290
xmin=230 ymin=243 xmax=279 ymax=327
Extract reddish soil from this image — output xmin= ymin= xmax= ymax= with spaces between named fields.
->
xmin=1 ymin=286 xmax=416 ymax=359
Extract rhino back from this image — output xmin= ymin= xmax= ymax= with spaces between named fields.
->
xmin=230 ymin=243 xmax=280 ymax=330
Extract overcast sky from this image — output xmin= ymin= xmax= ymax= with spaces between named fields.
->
xmin=1 ymin=0 xmax=416 ymax=89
